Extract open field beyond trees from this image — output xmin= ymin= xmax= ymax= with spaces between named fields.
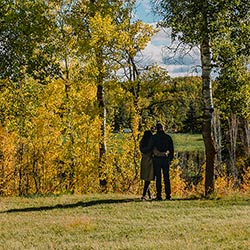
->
xmin=0 ymin=193 xmax=249 ymax=250
xmin=170 ymin=133 xmax=204 ymax=152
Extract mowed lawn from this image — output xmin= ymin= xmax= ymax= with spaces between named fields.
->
xmin=0 ymin=194 xmax=249 ymax=250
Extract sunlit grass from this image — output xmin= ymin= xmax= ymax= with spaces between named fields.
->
xmin=0 ymin=193 xmax=249 ymax=249
xmin=112 ymin=132 xmax=204 ymax=152
xmin=170 ymin=133 xmax=204 ymax=152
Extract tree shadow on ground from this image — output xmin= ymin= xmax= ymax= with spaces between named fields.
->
xmin=1 ymin=196 xmax=202 ymax=213
xmin=1 ymin=198 xmax=141 ymax=213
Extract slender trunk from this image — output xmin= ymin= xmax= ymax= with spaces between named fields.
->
xmin=97 ymin=83 xmax=107 ymax=159
xmin=63 ymin=56 xmax=76 ymax=192
xmin=129 ymin=55 xmax=142 ymax=180
xmin=228 ymin=114 xmax=238 ymax=182
xmin=201 ymin=35 xmax=216 ymax=197
xmin=0 ymin=125 xmax=4 ymax=195
xmin=244 ymin=119 xmax=250 ymax=156
xmin=212 ymin=108 xmax=222 ymax=174
xmin=96 ymin=50 xmax=107 ymax=191
xmin=17 ymin=140 xmax=24 ymax=196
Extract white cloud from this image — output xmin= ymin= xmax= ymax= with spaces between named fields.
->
xmin=135 ymin=1 xmax=201 ymax=78
xmin=142 ymin=42 xmax=164 ymax=65
xmin=138 ymin=28 xmax=201 ymax=78
xmin=151 ymin=27 xmax=172 ymax=46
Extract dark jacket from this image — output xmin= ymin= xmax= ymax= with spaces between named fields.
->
xmin=141 ymin=131 xmax=174 ymax=162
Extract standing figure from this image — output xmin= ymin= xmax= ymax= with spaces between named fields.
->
xmin=139 ymin=130 xmax=154 ymax=200
xmin=141 ymin=123 xmax=174 ymax=200
xmin=152 ymin=122 xmax=174 ymax=200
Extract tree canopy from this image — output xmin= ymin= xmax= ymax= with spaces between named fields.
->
xmin=0 ymin=0 xmax=249 ymax=196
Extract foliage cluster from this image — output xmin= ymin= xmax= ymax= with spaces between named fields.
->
xmin=153 ymin=0 xmax=250 ymax=195
xmin=170 ymin=159 xmax=250 ymax=198
xmin=0 ymin=0 xmax=249 ymax=196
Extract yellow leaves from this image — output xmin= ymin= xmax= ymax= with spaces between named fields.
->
xmin=0 ymin=126 xmax=17 ymax=195
xmin=117 ymin=30 xmax=132 ymax=51
xmin=241 ymin=167 xmax=250 ymax=192
xmin=119 ymin=21 xmax=157 ymax=56
xmin=89 ymin=12 xmax=116 ymax=47
xmin=87 ymin=11 xmax=156 ymax=59
xmin=131 ymin=21 xmax=156 ymax=51
xmin=170 ymin=165 xmax=187 ymax=197
xmin=0 ymin=74 xmax=103 ymax=195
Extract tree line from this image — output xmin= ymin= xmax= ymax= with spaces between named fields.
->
xmin=0 ymin=0 xmax=249 ymax=196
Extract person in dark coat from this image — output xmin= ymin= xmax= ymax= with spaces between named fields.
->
xmin=139 ymin=130 xmax=154 ymax=200
xmin=141 ymin=123 xmax=174 ymax=200
xmin=153 ymin=123 xmax=174 ymax=200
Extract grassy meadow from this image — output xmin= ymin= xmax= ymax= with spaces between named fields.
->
xmin=0 ymin=193 xmax=249 ymax=250
xmin=170 ymin=133 xmax=204 ymax=152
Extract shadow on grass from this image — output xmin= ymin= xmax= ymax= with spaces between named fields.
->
xmin=1 ymin=196 xmax=202 ymax=214
xmin=1 ymin=198 xmax=141 ymax=213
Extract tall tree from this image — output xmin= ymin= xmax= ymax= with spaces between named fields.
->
xmin=213 ymin=25 xmax=250 ymax=181
xmin=69 ymin=0 xmax=155 ymax=190
xmin=0 ymin=0 xmax=60 ymax=83
xmin=152 ymin=0 xmax=250 ymax=196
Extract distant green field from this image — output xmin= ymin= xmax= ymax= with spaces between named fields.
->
xmin=170 ymin=133 xmax=204 ymax=152
xmin=0 ymin=194 xmax=249 ymax=250
xmin=112 ymin=132 xmax=205 ymax=152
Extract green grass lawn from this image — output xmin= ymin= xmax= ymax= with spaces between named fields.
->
xmin=170 ymin=133 xmax=204 ymax=152
xmin=113 ymin=132 xmax=204 ymax=152
xmin=0 ymin=194 xmax=249 ymax=250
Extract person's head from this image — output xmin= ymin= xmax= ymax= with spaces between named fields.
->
xmin=156 ymin=122 xmax=164 ymax=132
xmin=140 ymin=130 xmax=153 ymax=146
xmin=143 ymin=130 xmax=153 ymax=140
xmin=150 ymin=126 xmax=156 ymax=134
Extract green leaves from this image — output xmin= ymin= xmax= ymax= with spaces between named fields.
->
xmin=0 ymin=0 xmax=60 ymax=82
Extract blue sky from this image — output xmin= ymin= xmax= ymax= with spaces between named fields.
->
xmin=135 ymin=0 xmax=201 ymax=78
xmin=135 ymin=0 xmax=160 ymax=23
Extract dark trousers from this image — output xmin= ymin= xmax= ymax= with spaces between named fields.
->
xmin=153 ymin=157 xmax=171 ymax=199
xmin=142 ymin=181 xmax=151 ymax=198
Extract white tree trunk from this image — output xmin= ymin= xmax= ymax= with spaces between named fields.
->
xmin=201 ymin=34 xmax=216 ymax=196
